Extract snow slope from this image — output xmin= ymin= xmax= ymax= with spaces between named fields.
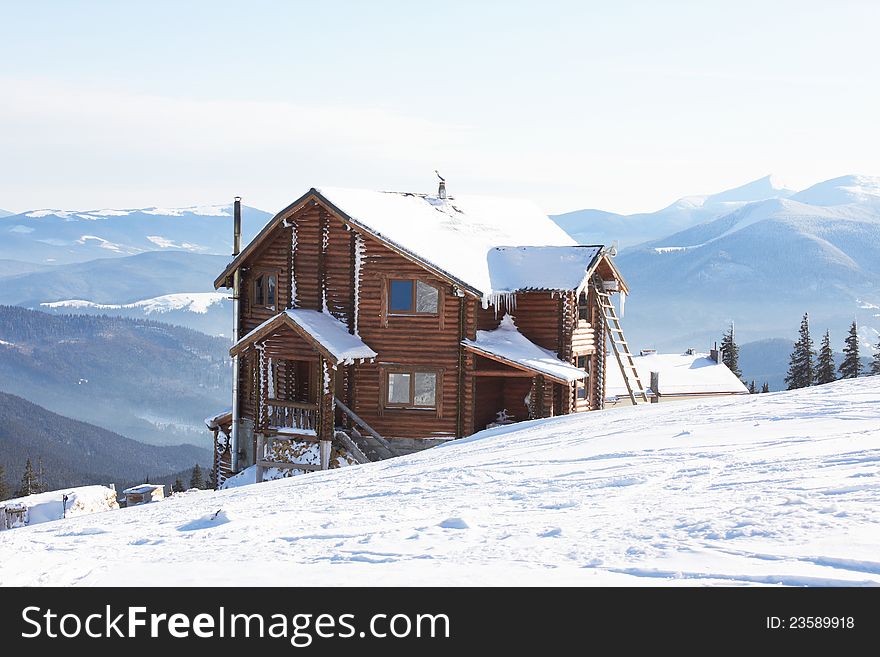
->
xmin=1 ymin=376 xmax=878 ymax=586
xmin=41 ymin=292 xmax=228 ymax=315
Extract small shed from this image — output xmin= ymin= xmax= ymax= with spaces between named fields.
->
xmin=122 ymin=484 xmax=165 ymax=507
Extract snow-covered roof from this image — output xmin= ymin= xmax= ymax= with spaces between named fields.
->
xmin=487 ymin=245 xmax=603 ymax=294
xmin=462 ymin=315 xmax=587 ymax=384
xmin=231 ymin=309 xmax=377 ymax=365
xmin=205 ymin=408 xmax=232 ymax=429
xmin=217 ymin=187 xmax=582 ymax=302
xmin=122 ymin=484 xmax=165 ymax=495
xmin=605 ymin=352 xmax=749 ymax=398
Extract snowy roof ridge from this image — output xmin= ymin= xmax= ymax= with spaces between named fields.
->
xmin=216 ymin=187 xmax=585 ymax=302
xmin=462 ymin=314 xmax=587 ymax=383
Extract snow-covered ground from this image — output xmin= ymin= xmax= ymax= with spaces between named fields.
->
xmin=1 ymin=377 xmax=878 ymax=586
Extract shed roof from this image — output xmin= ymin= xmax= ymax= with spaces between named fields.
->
xmin=605 ymin=352 xmax=749 ymax=398
xmin=462 ymin=315 xmax=588 ymax=384
xmin=487 ymin=245 xmax=604 ymax=294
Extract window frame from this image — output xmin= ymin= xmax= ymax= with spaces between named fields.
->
xmin=575 ymin=354 xmax=590 ymax=401
xmin=577 ymin=291 xmax=590 ymax=322
xmin=381 ymin=366 xmax=441 ymax=411
xmin=386 ymin=277 xmax=440 ymax=316
xmin=252 ymin=268 xmax=280 ymax=309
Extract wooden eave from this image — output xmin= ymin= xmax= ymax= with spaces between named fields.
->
xmin=229 ymin=312 xmax=337 ymax=364
xmin=214 ymin=189 xmax=483 ymax=299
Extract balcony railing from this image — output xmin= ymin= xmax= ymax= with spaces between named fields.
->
xmin=265 ymin=399 xmax=318 ymax=433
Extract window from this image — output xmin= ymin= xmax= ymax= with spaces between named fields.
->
xmin=384 ymin=369 xmax=438 ymax=408
xmin=578 ymin=291 xmax=589 ymax=322
xmin=254 ymin=272 xmax=277 ymax=308
xmin=388 ymin=279 xmax=439 ymax=314
xmin=576 ymin=355 xmax=589 ymax=401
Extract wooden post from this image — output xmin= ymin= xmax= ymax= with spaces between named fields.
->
xmin=255 ymin=433 xmax=265 ymax=483
xmin=650 ymin=371 xmax=660 ymax=403
xmin=319 ymin=439 xmax=332 ymax=471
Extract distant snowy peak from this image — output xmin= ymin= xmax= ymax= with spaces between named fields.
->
xmin=790 ymin=175 xmax=880 ymax=207
xmin=42 ymin=292 xmax=228 ymax=315
xmin=0 ymin=209 xmax=13 ymax=218
xmin=23 ymin=204 xmax=232 ymax=220
xmin=666 ymin=175 xmax=795 ymax=212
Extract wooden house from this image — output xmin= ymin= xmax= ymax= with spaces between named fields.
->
xmin=211 ymin=183 xmax=641 ymax=486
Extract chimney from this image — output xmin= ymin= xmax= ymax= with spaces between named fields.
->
xmin=710 ymin=341 xmax=721 ymax=364
xmin=435 ymin=170 xmax=447 ymax=199
xmin=233 ymin=196 xmax=242 ymax=256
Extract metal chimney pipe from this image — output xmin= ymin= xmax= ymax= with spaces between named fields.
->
xmin=230 ymin=196 xmax=243 ymax=474
xmin=233 ymin=196 xmax=242 ymax=256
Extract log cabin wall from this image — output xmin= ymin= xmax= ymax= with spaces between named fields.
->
xmin=351 ymin=233 xmax=464 ymax=440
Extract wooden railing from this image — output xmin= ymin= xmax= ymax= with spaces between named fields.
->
xmin=334 ymin=397 xmax=392 ymax=452
xmin=266 ymin=399 xmax=318 ymax=433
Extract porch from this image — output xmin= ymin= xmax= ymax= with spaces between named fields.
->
xmin=230 ymin=309 xmax=378 ymax=481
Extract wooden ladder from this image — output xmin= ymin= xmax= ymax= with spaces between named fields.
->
xmin=594 ymin=280 xmax=649 ymax=404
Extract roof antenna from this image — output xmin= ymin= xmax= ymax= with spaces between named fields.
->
xmin=435 ymin=170 xmax=447 ymax=199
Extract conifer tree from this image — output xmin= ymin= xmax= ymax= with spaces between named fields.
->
xmin=190 ymin=464 xmax=205 ymax=490
xmin=206 ymin=470 xmax=217 ymax=491
xmin=748 ymin=380 xmax=757 ymax=394
xmin=785 ymin=313 xmax=814 ymax=390
xmin=815 ymin=330 xmax=837 ymax=385
xmin=872 ymin=337 xmax=880 ymax=376
xmin=0 ymin=463 xmax=10 ymax=501
xmin=761 ymin=382 xmax=770 ymax=393
xmin=173 ymin=477 xmax=185 ymax=494
xmin=838 ymin=321 xmax=861 ymax=379
xmin=16 ymin=459 xmax=39 ymax=497
xmin=720 ymin=323 xmax=742 ymax=379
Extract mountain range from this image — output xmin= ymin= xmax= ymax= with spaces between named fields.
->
xmin=553 ymin=175 xmax=880 ymax=357
xmin=0 ymin=203 xmax=271 ymax=264
xmin=0 ymin=307 xmax=229 ymax=448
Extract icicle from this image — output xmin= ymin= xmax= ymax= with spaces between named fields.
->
xmin=321 ymin=219 xmax=329 ymax=314
xmin=619 ymin=291 xmax=626 ymax=318
xmin=353 ymin=233 xmax=364 ymax=336
xmin=289 ymin=222 xmax=298 ymax=307
xmin=267 ymin=357 xmax=275 ymax=399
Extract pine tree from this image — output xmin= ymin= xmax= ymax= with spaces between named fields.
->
xmin=815 ymin=330 xmax=837 ymax=385
xmin=720 ymin=323 xmax=742 ymax=379
xmin=761 ymin=382 xmax=770 ymax=393
xmin=872 ymin=336 xmax=880 ymax=376
xmin=190 ymin=464 xmax=205 ymax=490
xmin=838 ymin=321 xmax=861 ymax=379
xmin=785 ymin=313 xmax=815 ymax=390
xmin=173 ymin=477 xmax=185 ymax=494
xmin=748 ymin=380 xmax=757 ymax=394
xmin=206 ymin=470 xmax=217 ymax=491
xmin=0 ymin=464 xmax=10 ymax=501
xmin=16 ymin=459 xmax=39 ymax=497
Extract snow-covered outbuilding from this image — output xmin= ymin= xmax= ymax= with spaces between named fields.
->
xmin=606 ymin=351 xmax=749 ymax=406
xmin=210 ymin=183 xmax=640 ymax=484
xmin=121 ymin=484 xmax=165 ymax=507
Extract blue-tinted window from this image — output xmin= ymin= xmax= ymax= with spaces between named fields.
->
xmin=390 ymin=279 xmax=414 ymax=312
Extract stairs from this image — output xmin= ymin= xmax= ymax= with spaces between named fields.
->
xmin=334 ymin=397 xmax=396 ymax=462
xmin=593 ymin=279 xmax=649 ymax=405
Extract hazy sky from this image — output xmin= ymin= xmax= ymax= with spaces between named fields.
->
xmin=2 ymin=1 xmax=879 ymax=215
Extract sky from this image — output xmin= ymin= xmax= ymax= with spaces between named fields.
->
xmin=2 ymin=1 xmax=879 ymax=216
